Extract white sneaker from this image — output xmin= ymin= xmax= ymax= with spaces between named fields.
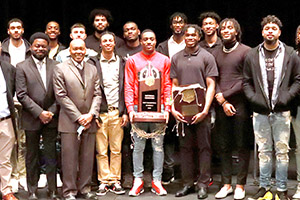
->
xmin=215 ymin=185 xmax=233 ymax=199
xmin=38 ymin=174 xmax=47 ymax=188
xmin=9 ymin=178 xmax=19 ymax=193
xmin=151 ymin=180 xmax=167 ymax=196
xmin=234 ymin=187 xmax=246 ymax=200
xmin=19 ymin=177 xmax=28 ymax=191
xmin=57 ymin=174 xmax=63 ymax=188
xmin=293 ymin=183 xmax=300 ymax=199
xmin=129 ymin=178 xmax=144 ymax=196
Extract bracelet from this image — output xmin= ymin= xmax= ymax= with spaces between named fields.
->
xmin=221 ymin=101 xmax=228 ymax=107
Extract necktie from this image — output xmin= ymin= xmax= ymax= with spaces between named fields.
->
xmin=37 ymin=61 xmax=47 ymax=89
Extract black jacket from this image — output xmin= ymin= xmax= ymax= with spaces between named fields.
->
xmin=243 ymin=43 xmax=300 ymax=114
xmin=156 ymin=40 xmax=169 ymax=57
xmin=0 ymin=37 xmax=31 ymax=63
xmin=88 ymin=55 xmax=127 ymax=116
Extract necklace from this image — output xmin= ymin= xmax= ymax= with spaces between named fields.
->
xmin=222 ymin=42 xmax=239 ymax=53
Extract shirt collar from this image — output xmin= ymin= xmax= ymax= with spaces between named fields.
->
xmin=259 ymin=41 xmax=283 ymax=58
xmin=183 ymin=46 xmax=201 ymax=57
xmin=169 ymin=35 xmax=185 ymax=45
xmin=100 ymin=53 xmax=117 ymax=63
xmin=71 ymin=58 xmax=84 ymax=70
xmin=32 ymin=56 xmax=46 ymax=66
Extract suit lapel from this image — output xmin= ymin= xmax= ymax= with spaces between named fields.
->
xmin=29 ymin=57 xmax=46 ymax=92
xmin=67 ymin=60 xmax=85 ymax=87
xmin=45 ymin=58 xmax=52 ymax=90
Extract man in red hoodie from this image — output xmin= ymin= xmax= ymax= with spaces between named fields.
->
xmin=124 ymin=29 xmax=171 ymax=197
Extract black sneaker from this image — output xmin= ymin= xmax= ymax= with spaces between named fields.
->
xmin=275 ymin=191 xmax=290 ymax=200
xmin=110 ymin=182 xmax=125 ymax=195
xmin=96 ymin=183 xmax=108 ymax=196
xmin=162 ymin=176 xmax=174 ymax=185
xmin=248 ymin=187 xmax=272 ymax=200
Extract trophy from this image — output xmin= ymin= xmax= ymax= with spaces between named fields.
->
xmin=133 ymin=62 xmax=166 ymax=123
xmin=172 ymin=83 xmax=205 ymax=124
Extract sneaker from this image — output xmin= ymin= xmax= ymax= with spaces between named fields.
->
xmin=129 ymin=178 xmax=144 ymax=197
xmin=96 ymin=183 xmax=109 ymax=196
xmin=151 ymin=180 xmax=167 ymax=196
xmin=9 ymin=178 xmax=19 ymax=193
xmin=234 ymin=187 xmax=246 ymax=200
xmin=248 ymin=187 xmax=272 ymax=200
xmin=19 ymin=177 xmax=28 ymax=191
xmin=293 ymin=183 xmax=300 ymax=199
xmin=110 ymin=182 xmax=125 ymax=195
xmin=38 ymin=174 xmax=47 ymax=188
xmin=162 ymin=176 xmax=174 ymax=185
xmin=275 ymin=191 xmax=290 ymax=200
xmin=56 ymin=174 xmax=63 ymax=188
xmin=215 ymin=185 xmax=233 ymax=199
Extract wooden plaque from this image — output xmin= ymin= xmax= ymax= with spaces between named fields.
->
xmin=173 ymin=84 xmax=205 ymax=124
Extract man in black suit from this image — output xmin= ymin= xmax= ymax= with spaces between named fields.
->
xmin=15 ymin=32 xmax=60 ymax=200
xmin=0 ymin=41 xmax=18 ymax=200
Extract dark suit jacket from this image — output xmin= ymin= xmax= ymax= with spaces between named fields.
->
xmin=16 ymin=57 xmax=59 ymax=131
xmin=53 ymin=59 xmax=101 ymax=133
xmin=88 ymin=55 xmax=126 ymax=116
xmin=0 ymin=61 xmax=16 ymax=132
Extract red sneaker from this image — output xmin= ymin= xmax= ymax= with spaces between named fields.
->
xmin=151 ymin=180 xmax=167 ymax=196
xmin=129 ymin=178 xmax=144 ymax=196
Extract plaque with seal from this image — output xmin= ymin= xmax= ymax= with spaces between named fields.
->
xmin=133 ymin=62 xmax=166 ymax=123
xmin=172 ymin=83 xmax=205 ymax=124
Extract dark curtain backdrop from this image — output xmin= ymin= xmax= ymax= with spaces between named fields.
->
xmin=1 ymin=0 xmax=300 ymax=48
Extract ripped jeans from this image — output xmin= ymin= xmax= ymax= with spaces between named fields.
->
xmin=253 ymin=111 xmax=291 ymax=191
xmin=132 ymin=123 xmax=165 ymax=181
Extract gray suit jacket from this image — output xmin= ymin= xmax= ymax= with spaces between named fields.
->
xmin=53 ymin=59 xmax=101 ymax=133
xmin=16 ymin=57 xmax=59 ymax=131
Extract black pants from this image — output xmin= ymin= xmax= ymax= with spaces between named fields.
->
xmin=179 ymin=116 xmax=211 ymax=188
xmin=25 ymin=127 xmax=58 ymax=194
xmin=215 ymin=99 xmax=251 ymax=185
xmin=162 ymin=114 xmax=177 ymax=179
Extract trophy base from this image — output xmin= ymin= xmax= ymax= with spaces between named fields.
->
xmin=133 ymin=112 xmax=166 ymax=123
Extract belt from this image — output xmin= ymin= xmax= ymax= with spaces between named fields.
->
xmin=0 ymin=115 xmax=11 ymax=122
xmin=108 ymin=106 xmax=118 ymax=112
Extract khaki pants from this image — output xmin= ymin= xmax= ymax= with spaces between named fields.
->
xmin=11 ymin=104 xmax=26 ymax=179
xmin=0 ymin=118 xmax=15 ymax=195
xmin=96 ymin=109 xmax=123 ymax=184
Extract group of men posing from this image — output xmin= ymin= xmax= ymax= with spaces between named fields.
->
xmin=0 ymin=7 xmax=300 ymax=200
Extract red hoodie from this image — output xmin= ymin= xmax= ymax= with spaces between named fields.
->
xmin=124 ymin=51 xmax=172 ymax=113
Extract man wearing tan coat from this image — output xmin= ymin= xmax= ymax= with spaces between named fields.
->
xmin=53 ymin=39 xmax=101 ymax=200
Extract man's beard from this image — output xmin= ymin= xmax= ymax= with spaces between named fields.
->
xmin=95 ymin=27 xmax=107 ymax=34
xmin=173 ymin=30 xmax=184 ymax=37
xmin=264 ymin=38 xmax=277 ymax=46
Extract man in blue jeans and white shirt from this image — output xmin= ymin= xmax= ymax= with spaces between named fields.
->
xmin=243 ymin=15 xmax=300 ymax=200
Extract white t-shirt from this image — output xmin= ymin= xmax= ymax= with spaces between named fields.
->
xmin=9 ymin=39 xmax=26 ymax=67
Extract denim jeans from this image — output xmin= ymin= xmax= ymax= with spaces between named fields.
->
xmin=132 ymin=125 xmax=165 ymax=181
xmin=292 ymin=106 xmax=300 ymax=182
xmin=253 ymin=111 xmax=290 ymax=191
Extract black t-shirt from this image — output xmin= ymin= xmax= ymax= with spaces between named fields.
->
xmin=116 ymin=44 xmax=142 ymax=61
xmin=170 ymin=47 xmax=218 ymax=88
xmin=263 ymin=46 xmax=279 ymax=102
xmin=212 ymin=43 xmax=250 ymax=99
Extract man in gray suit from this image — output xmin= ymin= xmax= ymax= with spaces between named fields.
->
xmin=53 ymin=39 xmax=101 ymax=200
xmin=15 ymin=32 xmax=60 ymax=200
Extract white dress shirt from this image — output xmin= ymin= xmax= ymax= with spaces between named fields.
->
xmin=32 ymin=56 xmax=47 ymax=89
